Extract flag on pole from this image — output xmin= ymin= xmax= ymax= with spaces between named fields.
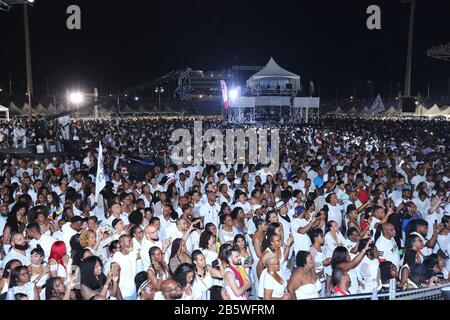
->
xmin=369 ymin=94 xmax=385 ymax=116
xmin=95 ymin=142 xmax=106 ymax=201
xmin=310 ymin=81 xmax=315 ymax=96
xmin=220 ymin=80 xmax=229 ymax=110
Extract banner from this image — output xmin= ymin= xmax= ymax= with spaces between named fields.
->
xmin=369 ymin=94 xmax=385 ymax=116
xmin=95 ymin=142 xmax=106 ymax=201
xmin=220 ymin=80 xmax=229 ymax=110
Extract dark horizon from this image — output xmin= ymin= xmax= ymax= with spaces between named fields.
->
xmin=0 ymin=0 xmax=449 ymax=99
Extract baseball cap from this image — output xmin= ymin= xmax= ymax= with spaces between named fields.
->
xmin=275 ymin=201 xmax=286 ymax=210
xmin=294 ymin=206 xmax=305 ymax=218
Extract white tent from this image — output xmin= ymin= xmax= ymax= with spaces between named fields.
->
xmin=247 ymin=57 xmax=301 ymax=91
xmin=443 ymin=106 xmax=450 ymax=115
xmin=383 ymin=106 xmax=401 ymax=116
xmin=424 ymin=104 xmax=442 ymax=117
xmin=0 ymin=105 xmax=10 ymax=121
xmin=9 ymin=102 xmax=23 ymax=115
xmin=347 ymin=106 xmax=358 ymax=114
xmin=361 ymin=106 xmax=370 ymax=114
xmin=34 ymin=103 xmax=46 ymax=115
xmin=414 ymin=104 xmax=429 ymax=116
xmin=333 ymin=106 xmax=343 ymax=114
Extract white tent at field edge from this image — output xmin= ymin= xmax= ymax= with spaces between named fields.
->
xmin=361 ymin=106 xmax=370 ymax=114
xmin=0 ymin=105 xmax=10 ymax=121
xmin=8 ymin=102 xmax=23 ymax=115
xmin=247 ymin=57 xmax=301 ymax=91
xmin=347 ymin=106 xmax=358 ymax=114
xmin=414 ymin=104 xmax=429 ymax=116
xmin=383 ymin=106 xmax=401 ymax=116
xmin=424 ymin=104 xmax=442 ymax=117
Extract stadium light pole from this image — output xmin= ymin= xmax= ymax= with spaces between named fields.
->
xmin=402 ymin=0 xmax=416 ymax=97
xmin=23 ymin=2 xmax=34 ymax=121
xmin=155 ymin=86 xmax=164 ymax=112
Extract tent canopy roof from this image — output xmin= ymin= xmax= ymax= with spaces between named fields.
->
xmin=0 ymin=105 xmax=9 ymax=112
xmin=249 ymin=57 xmax=300 ymax=81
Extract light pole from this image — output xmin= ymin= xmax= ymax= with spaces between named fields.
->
xmin=23 ymin=2 xmax=33 ymax=121
xmin=155 ymin=86 xmax=164 ymax=112
xmin=402 ymin=0 xmax=416 ymax=97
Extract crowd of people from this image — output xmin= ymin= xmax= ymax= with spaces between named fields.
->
xmin=0 ymin=115 xmax=449 ymax=300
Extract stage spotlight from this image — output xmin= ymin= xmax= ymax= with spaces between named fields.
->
xmin=134 ymin=96 xmax=139 ymax=101
xmin=229 ymin=89 xmax=239 ymax=100
xmin=68 ymin=92 xmax=84 ymax=104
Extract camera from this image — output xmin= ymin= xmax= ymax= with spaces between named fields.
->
xmin=212 ymin=259 xmax=220 ymax=268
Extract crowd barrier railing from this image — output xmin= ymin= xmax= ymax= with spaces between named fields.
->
xmin=315 ymin=283 xmax=450 ymax=301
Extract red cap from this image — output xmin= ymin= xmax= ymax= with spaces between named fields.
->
xmin=55 ymin=168 xmax=63 ymax=176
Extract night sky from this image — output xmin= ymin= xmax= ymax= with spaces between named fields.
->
xmin=0 ymin=0 xmax=449 ymax=99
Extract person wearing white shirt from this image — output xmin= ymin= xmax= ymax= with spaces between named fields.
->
xmin=375 ymin=223 xmax=400 ymax=269
xmin=26 ymin=223 xmax=55 ymax=262
xmin=2 ymin=233 xmax=31 ymax=268
xmin=141 ymin=225 xmax=171 ymax=271
xmin=112 ymin=235 xmax=140 ymax=300
xmin=61 ymin=217 xmax=83 ymax=257
xmin=102 ymin=203 xmax=130 ymax=228
xmin=233 ymin=193 xmax=252 ymax=218
xmin=358 ymin=244 xmax=380 ymax=293
xmin=291 ymin=206 xmax=318 ymax=255
xmin=326 ymin=193 xmax=344 ymax=228
xmin=199 ymin=191 xmax=221 ymax=228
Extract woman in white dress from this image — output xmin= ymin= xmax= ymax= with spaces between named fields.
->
xmin=287 ymin=251 xmax=321 ymax=300
xmin=9 ymin=265 xmax=40 ymax=300
xmin=191 ymin=250 xmax=224 ymax=300
xmin=199 ymin=231 xmax=219 ymax=265
xmin=28 ymin=246 xmax=49 ymax=299
xmin=309 ymin=228 xmax=331 ymax=297
xmin=324 ymin=220 xmax=346 ymax=295
xmin=258 ymin=254 xmax=290 ymax=300
xmin=218 ymin=214 xmax=238 ymax=245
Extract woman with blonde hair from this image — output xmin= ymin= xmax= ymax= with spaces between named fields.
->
xmin=79 ymin=229 xmax=108 ymax=256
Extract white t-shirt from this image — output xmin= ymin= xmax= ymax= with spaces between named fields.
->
xmin=291 ymin=218 xmax=312 ymax=254
xmin=61 ymin=223 xmax=78 ymax=256
xmin=112 ymin=250 xmax=138 ymax=298
xmin=199 ymin=202 xmax=220 ymax=228
xmin=358 ymin=256 xmax=380 ymax=293
xmin=29 ymin=234 xmax=56 ymax=262
xmin=375 ymin=235 xmax=400 ymax=269
xmin=327 ymin=204 xmax=343 ymax=227
xmin=103 ymin=214 xmax=130 ymax=228
xmin=2 ymin=249 xmax=31 ymax=269
xmin=140 ymin=237 xmax=162 ymax=271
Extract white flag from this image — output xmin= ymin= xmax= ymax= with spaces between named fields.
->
xmin=95 ymin=142 xmax=106 ymax=201
xmin=369 ymin=94 xmax=385 ymax=116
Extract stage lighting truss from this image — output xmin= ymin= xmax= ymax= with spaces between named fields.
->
xmin=427 ymin=43 xmax=450 ymax=61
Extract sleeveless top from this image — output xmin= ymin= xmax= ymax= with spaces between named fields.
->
xmin=224 ymin=267 xmax=246 ymax=300
xmin=295 ymin=279 xmax=321 ymax=300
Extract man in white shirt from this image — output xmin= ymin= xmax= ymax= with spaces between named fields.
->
xmin=2 ymin=233 xmax=31 ymax=268
xmin=61 ymin=216 xmax=83 ymax=257
xmin=375 ymin=223 xmax=400 ymax=269
xmin=102 ymin=203 xmax=130 ymax=228
xmin=199 ymin=191 xmax=220 ymax=228
xmin=26 ymin=223 xmax=55 ymax=262
xmin=113 ymin=235 xmax=140 ymax=300
xmin=291 ymin=205 xmax=318 ymax=255
xmin=141 ymin=225 xmax=170 ymax=271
